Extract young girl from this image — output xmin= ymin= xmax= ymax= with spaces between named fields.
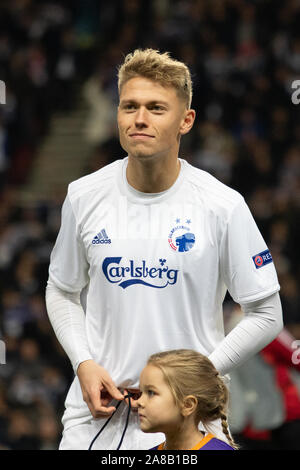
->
xmin=135 ymin=349 xmax=238 ymax=450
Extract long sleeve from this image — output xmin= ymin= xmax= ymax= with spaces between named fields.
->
xmin=45 ymin=280 xmax=93 ymax=373
xmin=208 ymin=292 xmax=283 ymax=375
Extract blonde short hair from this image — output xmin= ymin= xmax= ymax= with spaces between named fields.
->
xmin=117 ymin=48 xmax=193 ymax=109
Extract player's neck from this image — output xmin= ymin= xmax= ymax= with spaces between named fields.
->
xmin=126 ymin=153 xmax=181 ymax=193
xmin=164 ymin=427 xmax=204 ymax=451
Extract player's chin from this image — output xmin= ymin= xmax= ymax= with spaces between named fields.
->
xmin=128 ymin=142 xmax=156 ymax=155
xmin=131 ymin=149 xmax=156 ymax=160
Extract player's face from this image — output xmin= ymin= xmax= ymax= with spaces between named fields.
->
xmin=137 ymin=364 xmax=183 ymax=434
xmin=117 ymin=77 xmax=194 ymax=162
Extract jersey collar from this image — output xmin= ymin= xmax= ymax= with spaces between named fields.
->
xmin=118 ymin=156 xmax=186 ymax=205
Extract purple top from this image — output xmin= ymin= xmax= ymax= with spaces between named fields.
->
xmin=150 ymin=433 xmax=235 ymax=451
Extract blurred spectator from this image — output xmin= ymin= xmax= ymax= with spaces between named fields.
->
xmin=279 ymin=273 xmax=300 ymax=339
xmin=193 ymin=120 xmax=237 ymax=184
xmin=38 ymin=412 xmax=61 ymax=450
xmin=5 ymin=408 xmax=40 ymax=450
xmin=53 ymin=28 xmax=76 ymax=111
xmin=82 ymin=63 xmax=117 ymax=145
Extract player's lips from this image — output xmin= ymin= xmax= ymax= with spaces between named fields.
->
xmin=129 ymin=133 xmax=155 ymax=139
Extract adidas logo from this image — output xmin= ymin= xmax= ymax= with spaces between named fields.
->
xmin=92 ymin=229 xmax=111 ymax=245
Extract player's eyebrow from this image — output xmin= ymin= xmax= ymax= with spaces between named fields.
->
xmin=119 ymin=99 xmax=169 ymax=108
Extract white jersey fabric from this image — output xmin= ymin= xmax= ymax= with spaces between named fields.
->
xmin=48 ymin=157 xmax=280 ymax=436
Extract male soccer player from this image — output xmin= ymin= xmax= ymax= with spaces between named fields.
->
xmin=46 ymin=49 xmax=283 ymax=450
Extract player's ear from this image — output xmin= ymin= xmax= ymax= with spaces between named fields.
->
xmin=181 ymin=395 xmax=198 ymax=417
xmin=179 ymin=109 xmax=196 ymax=136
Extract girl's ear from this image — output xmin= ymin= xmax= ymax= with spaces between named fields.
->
xmin=181 ymin=395 xmax=198 ymax=417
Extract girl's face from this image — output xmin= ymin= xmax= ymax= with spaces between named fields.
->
xmin=136 ymin=364 xmax=183 ymax=433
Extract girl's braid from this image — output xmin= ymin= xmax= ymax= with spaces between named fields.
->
xmin=220 ymin=410 xmax=239 ymax=450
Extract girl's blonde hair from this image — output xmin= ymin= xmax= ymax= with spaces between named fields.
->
xmin=117 ymin=48 xmax=193 ymax=109
xmin=147 ymin=349 xmax=238 ymax=450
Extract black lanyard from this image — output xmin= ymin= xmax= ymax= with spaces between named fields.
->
xmin=88 ymin=392 xmax=133 ymax=450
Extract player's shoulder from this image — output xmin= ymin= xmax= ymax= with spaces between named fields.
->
xmin=67 ymin=159 xmax=122 ymax=203
xmin=183 ymin=159 xmax=244 ymax=211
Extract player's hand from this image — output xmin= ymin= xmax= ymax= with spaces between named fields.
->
xmin=77 ymin=360 xmax=124 ymax=419
xmin=123 ymin=389 xmax=141 ymax=412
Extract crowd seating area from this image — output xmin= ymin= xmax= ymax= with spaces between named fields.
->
xmin=0 ymin=0 xmax=299 ymax=449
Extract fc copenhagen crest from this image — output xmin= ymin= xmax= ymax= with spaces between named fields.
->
xmin=168 ymin=219 xmax=195 ymax=252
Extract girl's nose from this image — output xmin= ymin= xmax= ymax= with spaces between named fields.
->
xmin=136 ymin=394 xmax=144 ymax=408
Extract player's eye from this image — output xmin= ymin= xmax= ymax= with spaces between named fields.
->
xmin=121 ymin=103 xmax=138 ymax=111
xmin=147 ymin=389 xmax=155 ymax=397
xmin=124 ymin=104 xmax=136 ymax=110
xmin=149 ymin=105 xmax=164 ymax=112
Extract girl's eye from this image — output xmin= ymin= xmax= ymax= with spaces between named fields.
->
xmin=147 ymin=390 xmax=155 ymax=397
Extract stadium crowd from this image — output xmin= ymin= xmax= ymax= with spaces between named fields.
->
xmin=0 ymin=0 xmax=299 ymax=449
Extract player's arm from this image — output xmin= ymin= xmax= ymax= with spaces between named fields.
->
xmin=209 ymin=291 xmax=283 ymax=375
xmin=46 ymin=193 xmax=123 ymax=417
xmin=46 ymin=280 xmax=92 ymax=372
xmin=212 ymin=197 xmax=283 ymax=375
xmin=46 ymin=282 xmax=124 ymax=417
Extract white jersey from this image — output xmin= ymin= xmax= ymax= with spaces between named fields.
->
xmin=48 ymin=157 xmax=280 ymax=430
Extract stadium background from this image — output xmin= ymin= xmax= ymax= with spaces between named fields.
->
xmin=0 ymin=0 xmax=299 ymax=450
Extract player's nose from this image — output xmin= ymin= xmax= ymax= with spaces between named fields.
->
xmin=134 ymin=106 xmax=148 ymax=127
